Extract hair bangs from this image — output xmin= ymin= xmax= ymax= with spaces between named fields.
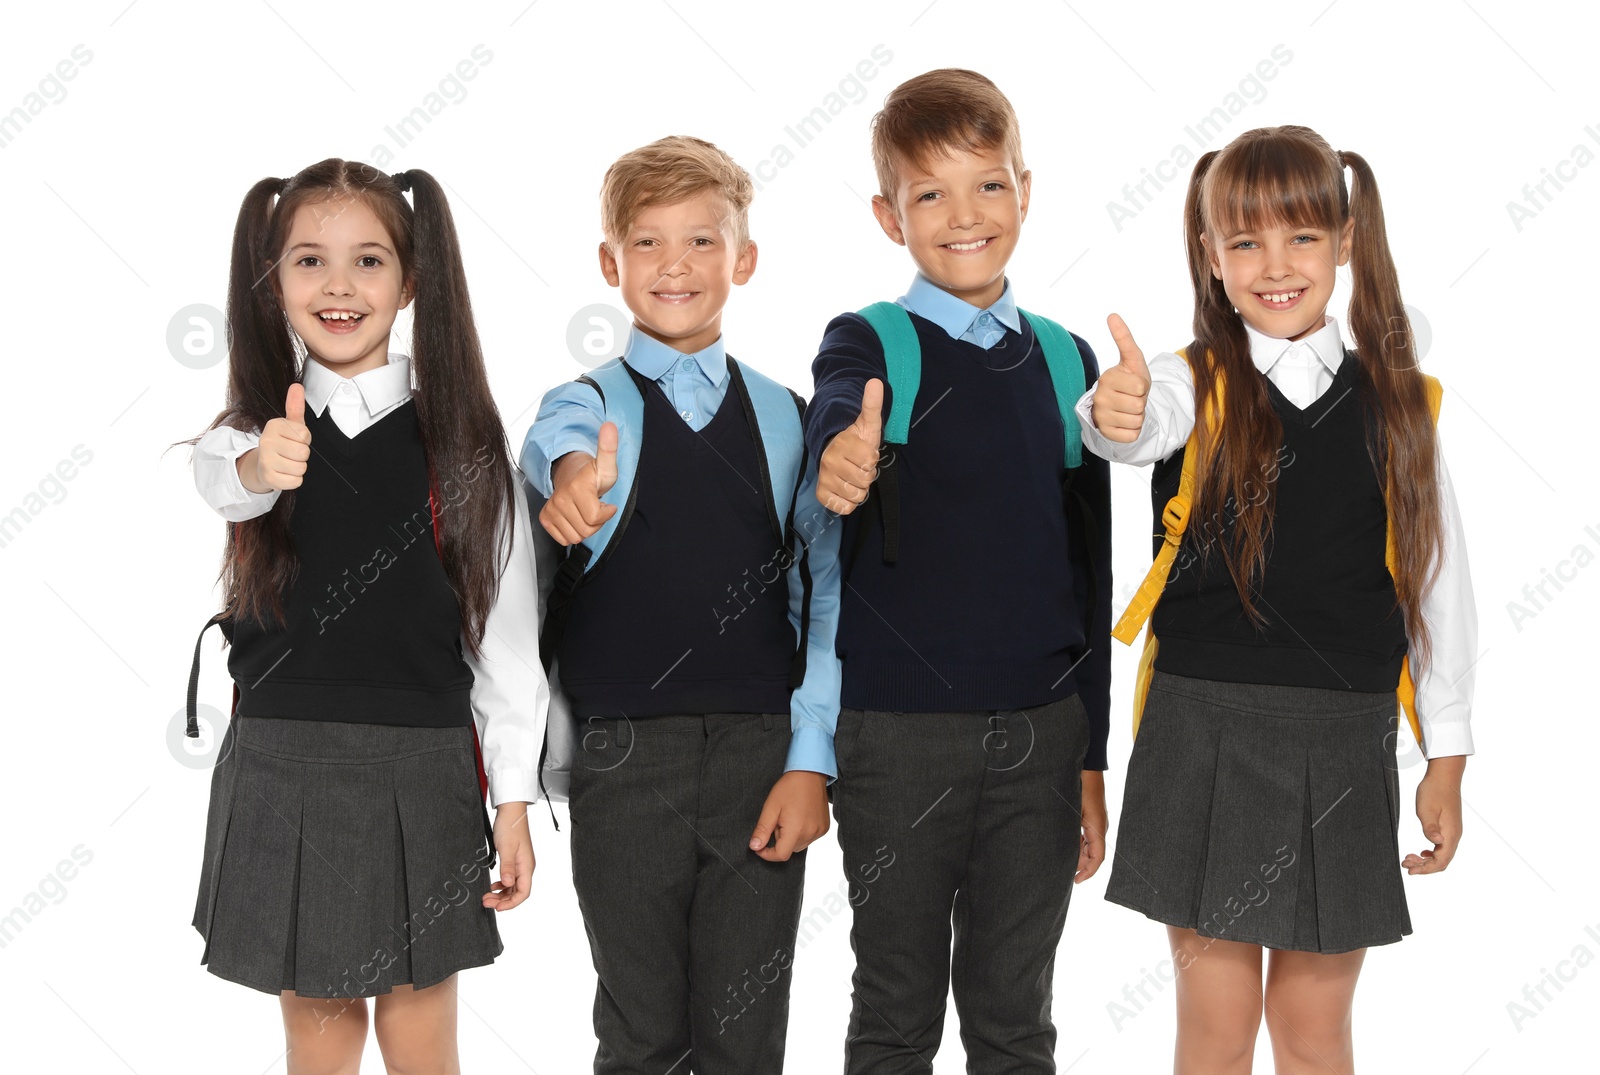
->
xmin=1203 ymin=134 xmax=1345 ymax=239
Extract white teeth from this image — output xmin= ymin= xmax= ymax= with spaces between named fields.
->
xmin=947 ymin=239 xmax=990 ymax=251
xmin=319 ymin=310 xmax=362 ymax=321
xmin=657 ymin=292 xmax=691 ymax=299
xmin=1261 ymin=289 xmax=1302 ymax=303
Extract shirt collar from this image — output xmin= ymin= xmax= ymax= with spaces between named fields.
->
xmin=898 ymin=273 xmax=1021 ymax=341
xmin=623 ymin=326 xmax=728 ymax=385
xmin=302 ymin=354 xmax=412 ymax=416
xmin=1243 ymin=315 xmax=1346 ymax=378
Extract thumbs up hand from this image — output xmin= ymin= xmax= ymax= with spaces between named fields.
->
xmin=539 ymin=422 xmax=621 ymax=546
xmin=242 ymin=382 xmax=314 ymax=493
xmin=817 ymin=379 xmax=884 ymax=515
xmin=1091 ymin=314 xmax=1152 ymax=444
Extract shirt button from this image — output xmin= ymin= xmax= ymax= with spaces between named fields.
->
xmin=338 ymin=382 xmax=354 ymax=394
xmin=681 ymin=358 xmax=694 ymax=372
xmin=680 ymin=410 xmax=693 ymax=422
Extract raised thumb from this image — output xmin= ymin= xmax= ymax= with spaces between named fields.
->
xmin=594 ymin=421 xmax=619 ymax=494
xmin=285 ymin=381 xmax=306 ymax=425
xmin=1106 ymin=313 xmax=1150 ymax=384
xmin=856 ymin=378 xmax=884 ymax=442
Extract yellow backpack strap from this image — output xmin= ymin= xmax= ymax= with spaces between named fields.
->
xmin=1112 ymin=348 xmax=1216 ymax=645
xmin=1119 ymin=349 xmax=1223 ymax=739
xmin=1391 ymin=374 xmax=1444 ymax=748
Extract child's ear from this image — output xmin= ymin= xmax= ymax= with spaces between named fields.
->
xmin=870 ymin=193 xmax=906 ymax=246
xmin=1336 ymin=217 xmax=1355 ymax=267
xmin=1018 ymin=169 xmax=1032 ymax=222
xmin=732 ymin=240 xmax=758 ymax=286
xmin=1201 ymin=233 xmax=1223 ymax=280
xmin=598 ymin=240 xmax=621 ymax=287
xmin=399 ymin=275 xmax=415 ymax=310
xmin=264 ymin=260 xmax=285 ymax=305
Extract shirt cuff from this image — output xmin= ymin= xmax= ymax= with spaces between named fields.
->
xmin=1420 ymin=713 xmax=1475 ymax=760
xmin=485 ymin=765 xmax=543 ymax=809
xmin=193 ymin=428 xmax=282 ymax=521
xmin=784 ymin=725 xmax=837 ymax=782
xmin=541 ymin=434 xmax=601 ymax=494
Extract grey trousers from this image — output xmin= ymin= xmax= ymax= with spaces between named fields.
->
xmin=832 ymin=695 xmax=1090 ymax=1075
xmin=570 ymin=712 xmax=808 ymax=1075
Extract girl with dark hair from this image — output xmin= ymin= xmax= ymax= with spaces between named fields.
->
xmin=187 ymin=159 xmax=545 ymax=1073
xmin=1081 ymin=126 xmax=1476 ymax=1073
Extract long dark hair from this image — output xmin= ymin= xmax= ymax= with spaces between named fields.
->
xmin=206 ymin=158 xmax=514 ymax=657
xmin=1182 ymin=126 xmax=1444 ymax=665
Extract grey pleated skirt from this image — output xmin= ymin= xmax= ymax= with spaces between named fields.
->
xmin=192 ymin=715 xmax=503 ymax=997
xmin=1105 ymin=670 xmax=1411 ymax=954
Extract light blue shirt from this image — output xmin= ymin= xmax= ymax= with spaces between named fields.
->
xmin=523 ymin=327 xmax=731 ymax=493
xmin=896 ymin=273 xmax=1020 ymax=350
xmin=521 ymin=327 xmax=839 ymax=778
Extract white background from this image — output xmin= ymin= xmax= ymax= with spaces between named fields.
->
xmin=1 ymin=1 xmax=1595 ymax=1072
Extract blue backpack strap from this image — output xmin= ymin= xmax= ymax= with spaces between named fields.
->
xmin=536 ymin=360 xmax=645 ymax=682
xmin=729 ymin=360 xmax=816 ymax=687
xmin=730 ymin=360 xmax=804 ymax=546
xmin=856 ymin=301 xmax=920 ymax=444
xmin=574 ymin=361 xmax=647 ymax=573
xmin=1018 ymin=309 xmax=1086 ymax=469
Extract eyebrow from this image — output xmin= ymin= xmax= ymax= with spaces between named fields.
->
xmin=287 ymin=241 xmax=396 ymax=255
xmin=907 ymin=167 xmax=1010 ymax=185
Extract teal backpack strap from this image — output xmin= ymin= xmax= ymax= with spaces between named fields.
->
xmin=1019 ymin=309 xmax=1086 ymax=469
xmin=856 ymin=301 xmax=920 ymax=444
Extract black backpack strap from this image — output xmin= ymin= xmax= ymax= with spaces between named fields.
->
xmin=874 ymin=456 xmax=902 ymax=563
xmin=186 ymin=611 xmax=234 ymax=738
xmin=1063 ymin=468 xmax=1099 ymax=634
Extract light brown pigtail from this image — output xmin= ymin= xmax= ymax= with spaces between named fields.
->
xmin=1340 ymin=148 xmax=1444 ymax=668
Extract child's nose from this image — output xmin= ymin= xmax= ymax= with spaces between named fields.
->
xmin=948 ymin=196 xmax=982 ymax=228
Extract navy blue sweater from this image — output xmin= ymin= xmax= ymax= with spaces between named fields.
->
xmin=805 ymin=310 xmax=1112 ymax=769
xmin=558 ymin=371 xmax=796 ymax=717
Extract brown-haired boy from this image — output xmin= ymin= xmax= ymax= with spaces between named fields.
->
xmin=521 ymin=135 xmax=843 ymax=1074
xmin=804 ymin=70 xmax=1113 ymax=1072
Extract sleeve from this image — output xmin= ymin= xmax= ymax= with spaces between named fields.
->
xmin=1068 ymin=333 xmax=1113 ymax=771
xmin=804 ymin=313 xmax=891 ymax=465
xmin=466 ymin=478 xmax=552 ymax=807
xmin=193 ymin=425 xmax=281 ymax=522
xmin=1413 ymin=436 xmax=1476 ymax=759
xmin=519 ymin=379 xmax=607 ymax=496
xmin=1074 ymin=350 xmax=1197 ymax=467
xmin=783 ymin=449 xmax=844 ymax=780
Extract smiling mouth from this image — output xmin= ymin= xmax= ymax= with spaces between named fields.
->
xmin=317 ymin=310 xmax=366 ymax=332
xmin=652 ymin=291 xmax=698 ymax=303
xmin=943 ymin=237 xmax=994 ymax=252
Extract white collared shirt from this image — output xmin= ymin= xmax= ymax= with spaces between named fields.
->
xmin=191 ymin=354 xmax=549 ymax=807
xmin=1075 ymin=316 xmax=1476 ymax=758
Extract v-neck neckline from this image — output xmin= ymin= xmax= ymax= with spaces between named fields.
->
xmin=1262 ymin=351 xmax=1356 ymax=428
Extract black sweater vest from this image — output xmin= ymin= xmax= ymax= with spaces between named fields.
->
xmin=1151 ymin=354 xmax=1407 ymax=691
xmin=833 ymin=313 xmax=1087 ymax=712
xmin=227 ymin=403 xmax=474 ymax=726
xmin=557 ymin=374 xmax=795 ymax=718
